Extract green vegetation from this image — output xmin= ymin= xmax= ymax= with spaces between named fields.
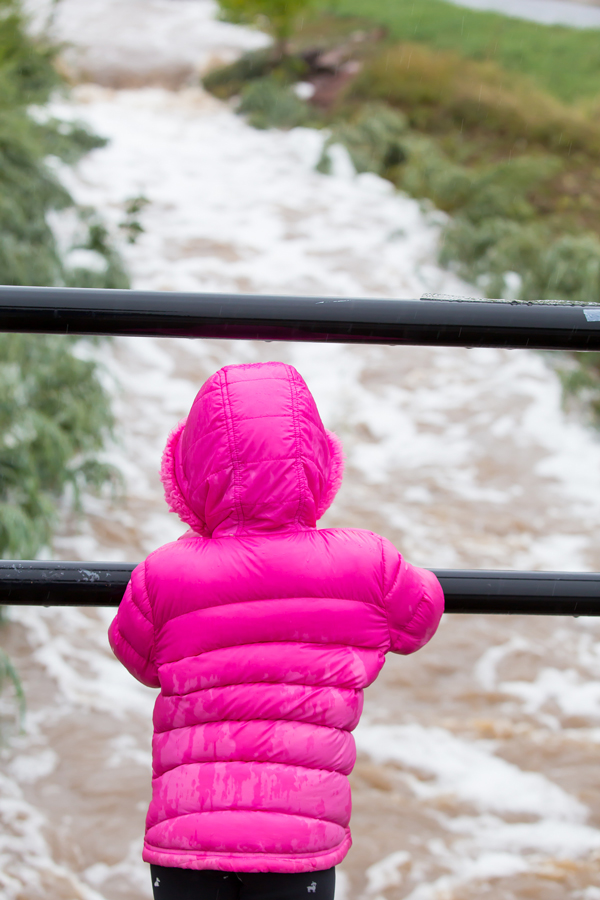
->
xmin=204 ymin=47 xmax=311 ymax=101
xmin=0 ymin=333 xmax=117 ymax=559
xmin=207 ymin=0 xmax=600 ymax=417
xmin=0 ymin=635 xmax=25 ymax=734
xmin=206 ymin=6 xmax=600 ymax=306
xmin=0 ymin=0 xmax=128 ymax=729
xmin=348 ymin=42 xmax=600 ymax=154
xmin=218 ymin=0 xmax=316 ymax=57
xmin=560 ymin=351 xmax=600 ymax=422
xmin=0 ymin=0 xmax=129 ymax=288
xmin=0 ymin=0 xmax=122 ymax=562
xmin=119 ymin=194 xmax=150 ymax=244
xmin=318 ymin=0 xmax=600 ymax=103
xmin=238 ymin=77 xmax=313 ymax=128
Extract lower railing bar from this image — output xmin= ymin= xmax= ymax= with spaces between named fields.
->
xmin=1 ymin=561 xmax=599 ymax=615
xmin=2 ymin=286 xmax=600 ymax=350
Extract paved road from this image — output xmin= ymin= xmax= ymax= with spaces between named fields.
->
xmin=446 ymin=0 xmax=600 ymax=27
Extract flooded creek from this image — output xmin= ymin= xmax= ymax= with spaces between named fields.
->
xmin=3 ymin=3 xmax=600 ymax=897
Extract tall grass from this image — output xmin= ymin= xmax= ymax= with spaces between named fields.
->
xmin=347 ymin=42 xmax=600 ymax=156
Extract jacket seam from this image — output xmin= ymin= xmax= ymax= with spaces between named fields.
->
xmin=380 ymin=536 xmax=392 ymax=648
xmin=117 ymin=629 xmax=154 ymax=673
xmin=227 ymin=369 xmax=246 ymax=533
xmin=397 ymin=592 xmax=430 ymax=637
xmin=158 ymin=594 xmax=383 ymax=626
xmin=147 ymin=806 xmax=347 ymax=831
xmin=220 ymin=370 xmax=244 ymax=533
xmin=288 ymin=370 xmax=306 ymax=527
xmin=152 ymin=758 xmax=349 ymax=780
xmin=161 ymin=680 xmax=366 ymax=696
xmin=143 ymin=837 xmax=349 ymax=859
xmin=178 ymin=398 xmax=297 ymax=458
xmin=153 ymin=717 xmax=353 ymax=737
xmin=227 ymin=412 xmax=291 ymax=421
xmin=154 ymin=757 xmax=352 ymax=779
xmin=381 ymin=539 xmax=402 ymax=650
xmin=174 ymin=455 xmax=322 ymax=484
xmin=131 ymin=567 xmax=151 ymax=625
xmin=162 ymin=640 xmax=379 ymax=661
xmin=213 ymin=375 xmax=292 ymax=385
xmin=154 ymin=715 xmax=357 ymax=735
xmin=142 ymin=559 xmax=157 ymax=669
xmin=158 ymin=681 xmax=360 ymax=697
xmin=187 ymin=455 xmax=324 ymax=483
xmin=202 ymin=525 xmax=315 ymax=540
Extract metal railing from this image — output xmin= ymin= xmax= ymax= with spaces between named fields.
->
xmin=2 ymin=285 xmax=600 ymax=349
xmin=2 ymin=284 xmax=599 ymax=615
xmin=1 ymin=561 xmax=599 ymax=615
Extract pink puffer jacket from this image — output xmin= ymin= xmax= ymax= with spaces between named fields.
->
xmin=109 ymin=362 xmax=443 ymax=874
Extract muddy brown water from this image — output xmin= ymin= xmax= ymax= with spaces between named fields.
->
xmin=3 ymin=339 xmax=600 ymax=899
xmin=4 ymin=4 xmax=600 ymax=894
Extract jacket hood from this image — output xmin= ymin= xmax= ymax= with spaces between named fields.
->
xmin=160 ymin=362 xmax=344 ymax=537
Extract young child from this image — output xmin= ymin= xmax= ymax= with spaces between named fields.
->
xmin=109 ymin=361 xmax=444 ymax=900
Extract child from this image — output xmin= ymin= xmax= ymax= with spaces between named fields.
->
xmin=109 ymin=361 xmax=444 ymax=900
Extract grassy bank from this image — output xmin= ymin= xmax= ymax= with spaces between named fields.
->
xmin=206 ymin=2 xmax=600 ymax=416
xmin=319 ymin=0 xmax=600 ymax=103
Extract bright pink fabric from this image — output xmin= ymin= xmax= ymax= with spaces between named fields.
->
xmin=109 ymin=361 xmax=444 ymax=873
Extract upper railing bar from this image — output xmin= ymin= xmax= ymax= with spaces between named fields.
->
xmin=2 ymin=286 xmax=600 ymax=350
xmin=4 ymin=287 xmax=598 ymax=615
xmin=1 ymin=561 xmax=599 ymax=615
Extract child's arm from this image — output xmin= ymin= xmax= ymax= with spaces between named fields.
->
xmin=108 ymin=562 xmax=160 ymax=687
xmin=381 ymin=538 xmax=444 ymax=655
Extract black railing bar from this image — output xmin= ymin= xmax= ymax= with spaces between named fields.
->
xmin=2 ymin=285 xmax=600 ymax=350
xmin=2 ymin=561 xmax=600 ymax=615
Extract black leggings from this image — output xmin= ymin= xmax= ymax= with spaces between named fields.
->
xmin=150 ymin=865 xmax=336 ymax=900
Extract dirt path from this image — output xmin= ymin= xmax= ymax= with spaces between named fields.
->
xmin=2 ymin=4 xmax=600 ymax=899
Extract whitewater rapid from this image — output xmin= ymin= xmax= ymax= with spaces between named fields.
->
xmin=2 ymin=2 xmax=600 ymax=899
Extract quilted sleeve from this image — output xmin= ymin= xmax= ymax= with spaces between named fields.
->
xmin=381 ymin=537 xmax=444 ymax=655
xmin=108 ymin=561 xmax=160 ymax=688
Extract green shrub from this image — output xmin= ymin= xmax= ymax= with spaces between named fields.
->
xmin=217 ymin=0 xmax=316 ymax=57
xmin=0 ymin=646 xmax=25 ymax=733
xmin=238 ymin=77 xmax=313 ymax=129
xmin=321 ymin=109 xmax=600 ymax=304
xmin=537 ymin=234 xmax=600 ymax=303
xmin=318 ymin=104 xmax=408 ymax=177
xmin=404 ymin=146 xmax=561 ymax=219
xmin=415 ymin=149 xmax=600 ymax=304
xmin=0 ymin=333 xmax=117 ymax=558
xmin=559 ymin=351 xmax=600 ymax=424
xmin=119 ymin=195 xmax=150 ymax=245
xmin=203 ymin=47 xmax=309 ymax=100
xmin=441 ymin=218 xmax=600 ymax=305
xmin=441 ymin=217 xmax=543 ymax=298
xmin=0 ymin=0 xmax=125 ymax=558
xmin=0 ymin=0 xmax=129 ymax=731
xmin=347 ymin=42 xmax=600 ymax=157
xmin=0 ymin=0 xmax=128 ymax=289
xmin=202 ymin=48 xmax=276 ymax=99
